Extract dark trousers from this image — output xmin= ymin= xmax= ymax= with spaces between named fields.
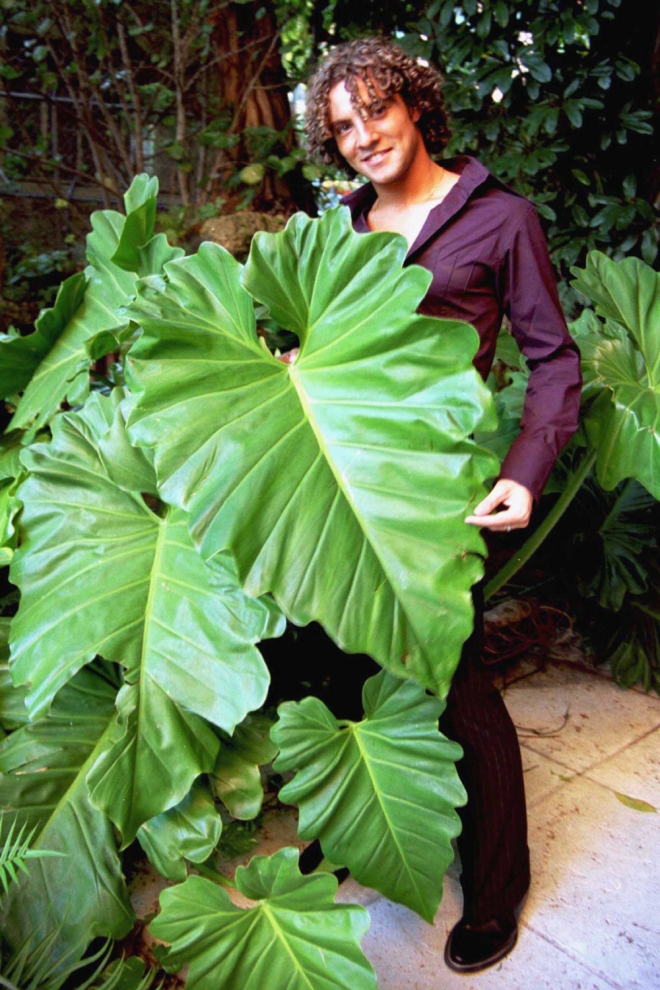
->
xmin=439 ymin=585 xmax=530 ymax=923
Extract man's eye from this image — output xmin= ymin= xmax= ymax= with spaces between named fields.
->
xmin=370 ymin=106 xmax=387 ymax=119
xmin=335 ymin=122 xmax=351 ymax=135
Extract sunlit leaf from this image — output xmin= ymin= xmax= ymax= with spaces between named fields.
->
xmin=126 ymin=208 xmax=498 ymax=699
xmin=4 ymin=174 xmax=182 ymax=436
xmin=213 ymin=712 xmax=277 ymax=820
xmin=151 ymin=848 xmax=377 ymax=990
xmin=272 ymin=671 xmax=465 ymax=921
xmin=9 ymin=391 xmax=283 ymax=841
xmin=614 ymin=792 xmax=656 ymax=813
xmin=138 ymin=781 xmax=222 ymax=882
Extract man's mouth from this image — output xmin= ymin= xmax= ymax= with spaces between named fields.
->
xmin=361 ymin=149 xmax=390 ymax=166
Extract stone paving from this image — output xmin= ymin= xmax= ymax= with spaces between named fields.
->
xmin=132 ymin=657 xmax=660 ymax=990
xmin=341 ymin=659 xmax=660 ymax=990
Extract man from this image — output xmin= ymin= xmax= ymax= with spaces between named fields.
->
xmin=303 ymin=37 xmax=582 ymax=973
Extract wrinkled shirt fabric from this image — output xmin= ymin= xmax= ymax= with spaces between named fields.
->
xmin=341 ymin=155 xmax=582 ymax=501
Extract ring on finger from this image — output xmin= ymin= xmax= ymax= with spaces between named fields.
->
xmin=506 ymin=524 xmax=511 ymax=533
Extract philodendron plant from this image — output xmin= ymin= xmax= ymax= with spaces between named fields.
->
xmin=480 ymin=250 xmax=660 ymax=692
xmin=0 ymin=175 xmax=499 ymax=987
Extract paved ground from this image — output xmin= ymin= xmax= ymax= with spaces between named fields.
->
xmin=132 ymin=657 xmax=660 ymax=990
xmin=343 ymin=659 xmax=660 ymax=990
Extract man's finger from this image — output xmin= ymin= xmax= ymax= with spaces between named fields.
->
xmin=470 ymin=491 xmax=502 ymax=517
xmin=465 ymin=510 xmax=527 ymax=530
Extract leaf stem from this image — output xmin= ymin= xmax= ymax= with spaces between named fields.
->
xmin=599 ymin=477 xmax=635 ymax=533
xmin=194 ymin=861 xmax=237 ymax=889
xmin=484 ymin=448 xmax=598 ymax=601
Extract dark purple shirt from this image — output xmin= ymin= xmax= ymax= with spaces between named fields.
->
xmin=341 ymin=156 xmax=582 ymax=501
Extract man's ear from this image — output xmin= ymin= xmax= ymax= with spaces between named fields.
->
xmin=410 ymin=106 xmax=422 ymax=124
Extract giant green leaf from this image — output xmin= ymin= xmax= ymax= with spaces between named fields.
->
xmin=151 ymin=848 xmax=376 ymax=990
xmin=3 ymin=174 xmax=183 ymax=435
xmin=126 ymin=208 xmax=498 ymax=698
xmin=272 ymin=670 xmax=465 ymax=922
xmin=569 ymin=307 xmax=626 ymax=401
xmin=0 ymin=271 xmax=87 ymax=400
xmin=570 ymin=252 xmax=660 ymax=497
xmin=0 ymin=666 xmax=134 ymax=972
xmin=9 ymin=391 xmax=283 ymax=841
xmin=137 ymin=780 xmax=223 ymax=882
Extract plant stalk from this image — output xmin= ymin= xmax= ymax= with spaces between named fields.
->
xmin=194 ymin=861 xmax=237 ymax=889
xmin=484 ymin=448 xmax=598 ymax=601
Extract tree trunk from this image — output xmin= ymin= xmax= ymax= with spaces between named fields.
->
xmin=209 ymin=1 xmax=316 ymax=215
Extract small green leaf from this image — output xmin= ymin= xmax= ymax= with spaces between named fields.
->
xmin=273 ymin=671 xmax=466 ymax=922
xmin=528 ymin=60 xmax=552 ymax=84
xmin=572 ymin=205 xmax=590 ymax=227
xmin=302 ymin=162 xmax=322 ymax=181
xmin=213 ymin=713 xmax=277 ymax=820
xmin=239 ymin=164 xmax=265 ymax=185
xmin=476 ymin=10 xmax=491 ymax=38
xmin=572 ymin=168 xmax=591 ymax=186
xmin=494 ymin=1 xmax=509 ymax=28
xmin=151 ymin=850 xmax=377 ymax=990
xmin=440 ymin=0 xmax=454 ymax=27
xmin=641 ymin=228 xmax=659 ymax=267
xmin=138 ymin=781 xmax=223 ymax=882
xmin=564 ymin=100 xmax=583 ymax=128
xmin=614 ymin=792 xmax=656 ymax=813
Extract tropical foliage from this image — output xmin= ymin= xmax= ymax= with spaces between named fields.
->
xmin=0 ymin=175 xmax=497 ymax=984
xmin=2 ymin=0 xmax=656 ymax=283
xmin=1 ymin=170 xmax=659 ymax=985
xmin=484 ymin=251 xmax=660 ymax=692
xmin=404 ymin=0 xmax=658 ymax=277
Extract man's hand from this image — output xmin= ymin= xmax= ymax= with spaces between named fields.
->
xmin=465 ymin=478 xmax=533 ymax=532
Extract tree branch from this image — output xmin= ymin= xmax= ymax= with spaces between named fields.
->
xmin=117 ymin=19 xmax=145 ymax=172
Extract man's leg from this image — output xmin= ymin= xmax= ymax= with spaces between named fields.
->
xmin=439 ymin=586 xmax=529 ymax=969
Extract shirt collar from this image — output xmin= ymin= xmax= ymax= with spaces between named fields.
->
xmin=340 ymin=156 xmax=492 ymax=258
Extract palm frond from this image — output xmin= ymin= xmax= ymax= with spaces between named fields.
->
xmin=0 ymin=934 xmax=161 ymax=990
xmin=0 ymin=815 xmax=65 ymax=897
xmin=0 ymin=923 xmax=89 ymax=990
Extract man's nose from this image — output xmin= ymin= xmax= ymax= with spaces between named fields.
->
xmin=354 ymin=116 xmax=377 ymax=147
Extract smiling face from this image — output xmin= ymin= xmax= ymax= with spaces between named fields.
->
xmin=327 ymin=78 xmax=425 ymax=188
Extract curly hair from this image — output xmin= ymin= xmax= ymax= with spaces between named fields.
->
xmin=305 ymin=37 xmax=450 ymax=175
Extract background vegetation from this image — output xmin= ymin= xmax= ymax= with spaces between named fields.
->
xmin=0 ymin=3 xmax=659 ymax=986
xmin=1 ymin=0 xmax=658 ymax=317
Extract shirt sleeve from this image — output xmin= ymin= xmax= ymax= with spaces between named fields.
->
xmin=497 ymin=205 xmax=582 ymax=501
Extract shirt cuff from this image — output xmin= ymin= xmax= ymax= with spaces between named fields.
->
xmin=498 ymin=439 xmax=557 ymax=503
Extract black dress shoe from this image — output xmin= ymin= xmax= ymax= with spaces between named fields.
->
xmin=298 ymin=839 xmax=350 ymax=884
xmin=444 ymin=911 xmax=518 ymax=973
